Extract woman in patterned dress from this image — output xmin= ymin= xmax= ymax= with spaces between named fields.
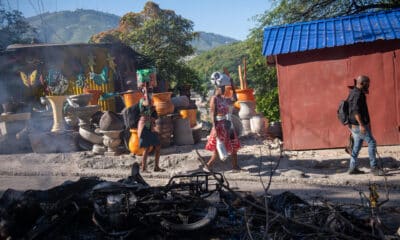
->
xmin=205 ymin=71 xmax=241 ymax=171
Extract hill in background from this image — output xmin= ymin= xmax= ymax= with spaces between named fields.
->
xmin=27 ymin=9 xmax=119 ymax=44
xmin=27 ymin=9 xmax=238 ymax=52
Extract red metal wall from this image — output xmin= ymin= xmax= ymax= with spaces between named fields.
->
xmin=276 ymin=40 xmax=400 ymax=150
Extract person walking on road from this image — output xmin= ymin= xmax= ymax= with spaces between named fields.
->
xmin=347 ymin=75 xmax=383 ymax=176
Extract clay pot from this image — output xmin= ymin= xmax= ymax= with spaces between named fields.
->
xmin=171 ymin=96 xmax=190 ymax=108
xmin=240 ymin=119 xmax=251 ymax=136
xmin=128 ymin=128 xmax=146 ymax=156
xmin=99 ymin=111 xmax=124 ymax=131
xmin=83 ymin=88 xmax=102 ymax=105
xmin=79 ymin=127 xmax=103 ymax=144
xmin=152 ymin=92 xmax=174 ymax=116
xmin=46 ymin=95 xmax=67 ymax=132
xmin=72 ymin=105 xmax=101 ymax=128
xmin=236 ymin=88 xmax=255 ymax=101
xmin=179 ymin=109 xmax=197 ymax=128
xmin=68 ymin=94 xmax=93 ymax=107
xmin=122 ymin=91 xmax=142 ymax=108
xmin=268 ymin=121 xmax=283 ymax=139
xmin=191 ymin=123 xmax=202 ymax=144
xmin=173 ymin=118 xmax=194 ymax=145
xmin=250 ymin=114 xmax=268 ymax=135
xmin=238 ymin=101 xmax=256 ymax=120
xmin=99 ymin=130 xmax=122 ymax=154
xmin=231 ymin=114 xmax=243 ymax=137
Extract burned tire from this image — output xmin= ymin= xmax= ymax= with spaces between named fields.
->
xmin=160 ymin=206 xmax=217 ymax=232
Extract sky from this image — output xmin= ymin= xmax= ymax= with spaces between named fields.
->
xmin=2 ymin=0 xmax=271 ymax=40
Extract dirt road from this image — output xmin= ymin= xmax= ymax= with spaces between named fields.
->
xmin=0 ymin=138 xmax=399 ymax=207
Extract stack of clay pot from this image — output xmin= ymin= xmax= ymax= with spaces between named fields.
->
xmin=176 ymin=85 xmax=197 ymax=128
xmin=67 ymin=94 xmax=102 ymax=150
xmin=236 ymin=58 xmax=267 ymax=136
xmin=152 ymin=92 xmax=174 ymax=147
xmin=177 ymin=85 xmax=201 ymax=143
xmin=236 ymin=89 xmax=256 ymax=136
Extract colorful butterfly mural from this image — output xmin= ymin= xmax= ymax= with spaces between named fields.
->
xmin=20 ymin=70 xmax=38 ymax=87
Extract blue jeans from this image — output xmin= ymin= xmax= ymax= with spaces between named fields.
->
xmin=349 ymin=124 xmax=377 ymax=170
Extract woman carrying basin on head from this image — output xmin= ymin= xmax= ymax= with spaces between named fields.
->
xmin=205 ymin=70 xmax=241 ymax=171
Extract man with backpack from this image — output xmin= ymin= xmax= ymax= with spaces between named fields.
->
xmin=346 ymin=75 xmax=382 ymax=176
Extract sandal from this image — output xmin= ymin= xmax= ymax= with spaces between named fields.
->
xmin=153 ymin=167 xmax=166 ymax=172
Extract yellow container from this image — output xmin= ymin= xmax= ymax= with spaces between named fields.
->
xmin=129 ymin=129 xmax=153 ymax=156
xmin=180 ymin=109 xmax=197 ymax=128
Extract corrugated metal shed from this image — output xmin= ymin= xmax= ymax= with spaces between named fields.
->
xmin=262 ymin=8 xmax=400 ymax=56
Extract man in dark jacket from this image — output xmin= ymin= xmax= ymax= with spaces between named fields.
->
xmin=347 ymin=75 xmax=382 ymax=175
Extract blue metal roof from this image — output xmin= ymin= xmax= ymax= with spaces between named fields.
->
xmin=262 ymin=8 xmax=400 ymax=56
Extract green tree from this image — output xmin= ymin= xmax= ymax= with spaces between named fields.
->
xmin=90 ymin=2 xmax=197 ymax=91
xmin=187 ymin=41 xmax=250 ymax=96
xmin=0 ymin=5 xmax=37 ymax=50
xmin=246 ymin=0 xmax=400 ymax=122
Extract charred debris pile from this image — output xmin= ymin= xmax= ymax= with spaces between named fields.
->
xmin=0 ymin=163 xmax=398 ymax=240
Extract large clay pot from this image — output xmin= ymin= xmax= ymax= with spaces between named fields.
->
xmin=46 ymin=95 xmax=67 ymax=132
xmin=179 ymin=109 xmax=197 ymax=128
xmin=238 ymin=101 xmax=256 ymax=120
xmin=152 ymin=92 xmax=174 ymax=116
xmin=129 ymin=128 xmax=146 ymax=156
xmin=122 ymin=91 xmax=142 ymax=108
xmin=99 ymin=130 xmax=122 ymax=154
xmin=268 ymin=121 xmax=283 ymax=139
xmin=173 ymin=118 xmax=194 ymax=145
xmin=83 ymin=88 xmax=102 ymax=105
xmin=241 ymin=119 xmax=251 ymax=136
xmin=236 ymin=89 xmax=255 ymax=101
xmin=250 ymin=114 xmax=268 ymax=135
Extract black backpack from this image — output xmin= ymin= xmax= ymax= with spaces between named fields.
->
xmin=337 ymin=99 xmax=350 ymax=125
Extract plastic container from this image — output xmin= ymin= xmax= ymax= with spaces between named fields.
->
xmin=216 ymin=138 xmax=229 ymax=161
